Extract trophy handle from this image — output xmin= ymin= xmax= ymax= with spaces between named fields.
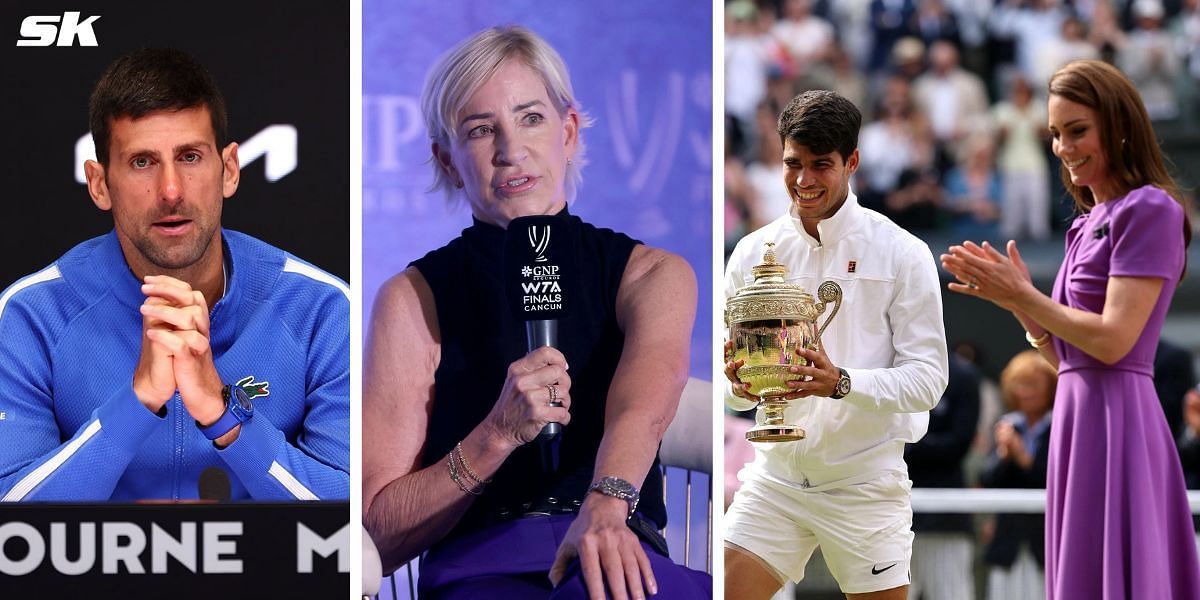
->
xmin=815 ymin=280 xmax=842 ymax=343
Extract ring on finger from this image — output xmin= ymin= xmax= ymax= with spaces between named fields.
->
xmin=547 ymin=384 xmax=559 ymax=406
xmin=968 ymin=277 xmax=979 ymax=290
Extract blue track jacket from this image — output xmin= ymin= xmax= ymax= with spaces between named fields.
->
xmin=0 ymin=230 xmax=349 ymax=501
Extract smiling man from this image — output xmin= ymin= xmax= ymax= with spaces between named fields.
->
xmin=723 ymin=90 xmax=948 ymax=600
xmin=0 ymin=48 xmax=349 ymax=502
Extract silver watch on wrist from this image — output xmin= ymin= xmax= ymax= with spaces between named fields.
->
xmin=587 ymin=476 xmax=640 ymax=519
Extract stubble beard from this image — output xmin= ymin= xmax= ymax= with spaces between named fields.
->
xmin=134 ymin=219 xmax=218 ymax=272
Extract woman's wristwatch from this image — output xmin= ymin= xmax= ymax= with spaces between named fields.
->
xmin=587 ymin=476 xmax=640 ymax=520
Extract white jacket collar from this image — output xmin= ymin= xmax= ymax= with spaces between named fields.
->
xmin=789 ymin=187 xmax=862 ymax=248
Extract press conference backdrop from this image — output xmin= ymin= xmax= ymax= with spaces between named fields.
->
xmin=363 ymin=1 xmax=714 ymax=377
xmin=0 ymin=2 xmax=350 ymax=287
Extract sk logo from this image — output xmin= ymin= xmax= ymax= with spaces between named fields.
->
xmin=236 ymin=375 xmax=270 ymax=400
xmin=528 ymin=225 xmax=550 ymax=263
xmin=1093 ymin=222 xmax=1111 ymax=240
xmin=848 ymin=260 xmax=857 ymax=273
xmin=17 ymin=12 xmax=100 ymax=47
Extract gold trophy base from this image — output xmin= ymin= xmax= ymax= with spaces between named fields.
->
xmin=746 ymin=398 xmax=805 ymax=443
xmin=746 ymin=424 xmax=806 ymax=442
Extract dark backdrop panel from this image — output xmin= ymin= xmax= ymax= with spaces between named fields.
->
xmin=0 ymin=2 xmax=349 ymax=286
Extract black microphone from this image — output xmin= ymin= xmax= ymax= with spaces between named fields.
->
xmin=198 ymin=466 xmax=231 ymax=502
xmin=503 ymin=214 xmax=577 ymax=442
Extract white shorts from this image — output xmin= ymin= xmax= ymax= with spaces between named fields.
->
xmin=724 ymin=471 xmax=914 ymax=594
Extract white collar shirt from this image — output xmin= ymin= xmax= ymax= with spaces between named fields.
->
xmin=725 ymin=191 xmax=949 ymax=490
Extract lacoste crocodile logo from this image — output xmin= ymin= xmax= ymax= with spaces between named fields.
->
xmin=236 ymin=375 xmax=270 ymax=399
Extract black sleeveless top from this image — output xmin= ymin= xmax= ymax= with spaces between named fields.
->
xmin=412 ymin=209 xmax=667 ymax=541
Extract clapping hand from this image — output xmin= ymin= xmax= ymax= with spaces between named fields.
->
xmin=941 ymin=240 xmax=1034 ymax=312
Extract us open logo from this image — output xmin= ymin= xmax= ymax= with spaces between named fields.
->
xmin=16 ymin=12 xmax=100 ymax=47
xmin=527 ymin=225 xmax=550 ymax=263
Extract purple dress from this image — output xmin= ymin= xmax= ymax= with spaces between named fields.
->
xmin=1046 ymin=185 xmax=1200 ymax=599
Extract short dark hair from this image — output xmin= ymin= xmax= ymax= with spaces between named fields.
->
xmin=88 ymin=48 xmax=227 ymax=166
xmin=776 ymin=90 xmax=861 ymax=162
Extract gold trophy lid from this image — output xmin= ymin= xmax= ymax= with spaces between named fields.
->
xmin=726 ymin=243 xmax=821 ymax=325
xmin=750 ymin=243 xmax=787 ymax=280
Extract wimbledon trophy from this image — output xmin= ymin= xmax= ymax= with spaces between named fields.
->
xmin=725 ymin=243 xmax=842 ymax=442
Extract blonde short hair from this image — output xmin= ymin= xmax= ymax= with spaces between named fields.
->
xmin=420 ymin=25 xmax=593 ymax=202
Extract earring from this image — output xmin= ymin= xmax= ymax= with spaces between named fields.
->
xmin=567 ymin=158 xmax=573 ymax=166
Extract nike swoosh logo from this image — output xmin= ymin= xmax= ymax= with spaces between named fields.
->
xmin=871 ymin=563 xmax=898 ymax=575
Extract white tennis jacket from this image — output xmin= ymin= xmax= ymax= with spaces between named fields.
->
xmin=725 ymin=191 xmax=949 ymax=491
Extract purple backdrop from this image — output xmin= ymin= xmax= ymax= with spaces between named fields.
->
xmin=363 ymin=0 xmax=713 ymax=378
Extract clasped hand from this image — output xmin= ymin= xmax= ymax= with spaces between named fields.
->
xmin=1184 ymin=390 xmax=1200 ymax=437
xmin=724 ymin=340 xmax=842 ymax=401
xmin=994 ymin=420 xmax=1032 ymax=468
xmin=132 ymin=275 xmax=225 ymax=428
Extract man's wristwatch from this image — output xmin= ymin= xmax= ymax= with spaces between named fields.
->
xmin=830 ymin=368 xmax=852 ymax=399
xmin=198 ymin=384 xmax=254 ymax=441
xmin=587 ymin=476 xmax=640 ymax=520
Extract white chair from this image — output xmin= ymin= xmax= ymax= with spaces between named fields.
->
xmin=661 ymin=377 xmax=713 ymax=473
xmin=362 ymin=524 xmax=382 ymax=599
xmin=658 ymin=377 xmax=713 ymax=572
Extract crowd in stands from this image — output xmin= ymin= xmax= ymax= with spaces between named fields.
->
xmin=724 ymin=0 xmax=1200 ymax=256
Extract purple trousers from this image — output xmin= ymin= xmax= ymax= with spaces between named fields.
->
xmin=418 ymin=514 xmax=712 ymax=599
